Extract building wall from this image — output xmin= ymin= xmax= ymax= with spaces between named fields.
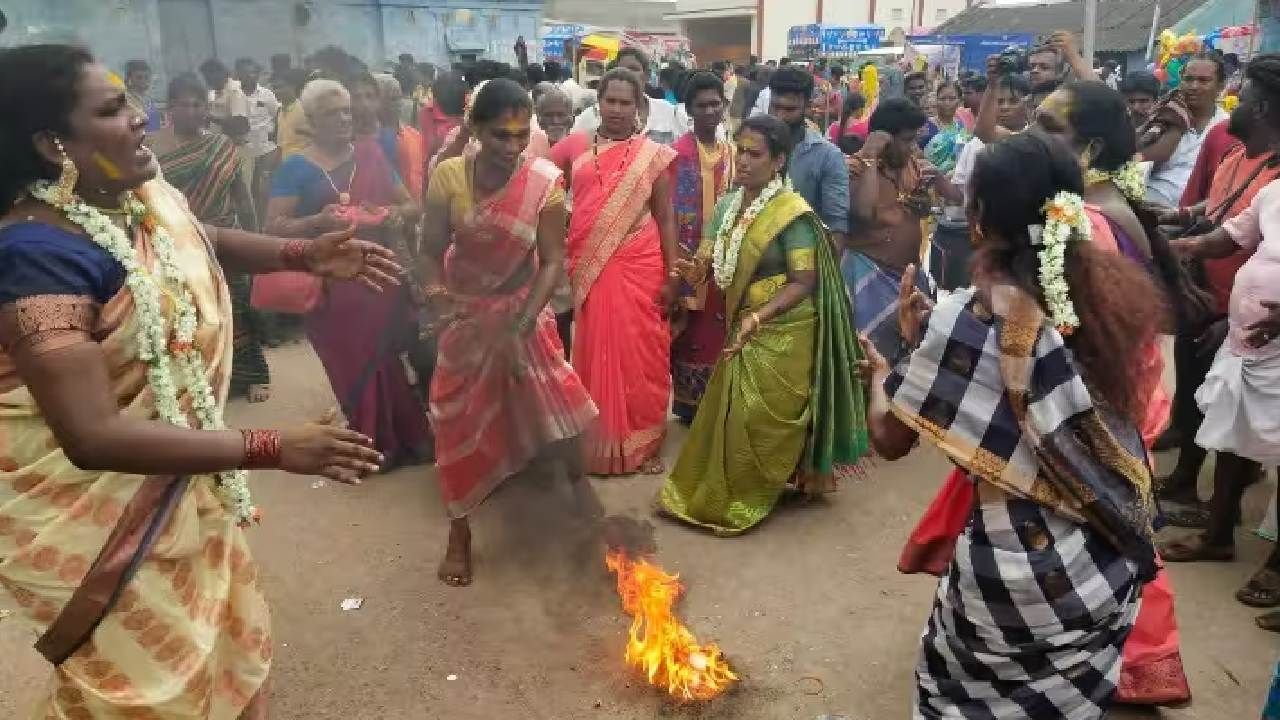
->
xmin=0 ymin=0 xmax=543 ymax=91
xmin=671 ymin=0 xmax=967 ymax=63
xmin=547 ymin=0 xmax=678 ymax=30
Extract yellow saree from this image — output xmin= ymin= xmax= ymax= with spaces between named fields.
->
xmin=0 ymin=180 xmax=270 ymax=719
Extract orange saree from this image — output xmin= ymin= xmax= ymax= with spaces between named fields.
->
xmin=554 ymin=132 xmax=676 ymax=474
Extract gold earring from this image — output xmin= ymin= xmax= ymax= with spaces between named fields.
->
xmin=50 ymin=138 xmax=79 ymax=206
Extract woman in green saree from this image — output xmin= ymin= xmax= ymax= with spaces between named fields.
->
xmin=658 ymin=115 xmax=869 ymax=535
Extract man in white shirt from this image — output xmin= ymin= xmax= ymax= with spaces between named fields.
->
xmin=200 ymin=59 xmax=249 ymax=141
xmin=235 ymin=58 xmax=281 ymax=226
xmin=572 ymin=48 xmax=691 ymax=144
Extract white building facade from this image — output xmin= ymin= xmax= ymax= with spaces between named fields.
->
xmin=669 ymin=0 xmax=969 ymax=63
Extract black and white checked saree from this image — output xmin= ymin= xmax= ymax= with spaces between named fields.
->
xmin=886 ymin=285 xmax=1157 ymax=719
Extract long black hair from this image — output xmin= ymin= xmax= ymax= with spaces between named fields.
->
xmin=0 ymin=44 xmax=95 ymax=211
xmin=1063 ymin=81 xmax=1188 ymax=334
xmin=970 ymin=132 xmax=1166 ymax=419
xmin=1064 ymin=81 xmax=1135 ymax=172
xmin=837 ymin=91 xmax=867 ymax=135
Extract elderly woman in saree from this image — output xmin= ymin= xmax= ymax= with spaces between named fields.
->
xmin=0 ymin=44 xmax=399 ymax=718
xmin=419 ymin=79 xmax=597 ymax=587
xmin=150 ymin=72 xmax=273 ymax=404
xmin=657 ymin=115 xmax=869 ymax=535
xmin=266 ymin=77 xmax=430 ymax=468
xmin=549 ymin=68 xmax=681 ymax=476
xmin=862 ymin=132 xmax=1164 ymax=719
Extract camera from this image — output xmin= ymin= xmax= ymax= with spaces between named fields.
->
xmin=996 ymin=45 xmax=1028 ymax=75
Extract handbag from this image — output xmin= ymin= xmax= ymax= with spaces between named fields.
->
xmin=250 ymin=271 xmax=322 ymax=314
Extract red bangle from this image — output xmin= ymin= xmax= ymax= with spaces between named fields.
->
xmin=281 ymin=239 xmax=310 ymax=272
xmin=240 ymin=429 xmax=282 ymax=469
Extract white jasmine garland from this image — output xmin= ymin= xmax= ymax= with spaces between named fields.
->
xmin=1083 ymin=160 xmax=1145 ymax=204
xmin=1032 ymin=191 xmax=1090 ymax=335
xmin=711 ymin=175 xmax=789 ymax=289
xmin=29 ymin=181 xmax=256 ymax=525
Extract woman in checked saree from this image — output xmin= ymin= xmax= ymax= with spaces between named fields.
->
xmin=657 ymin=115 xmax=870 ymax=536
xmin=861 ymin=132 xmax=1165 ymax=719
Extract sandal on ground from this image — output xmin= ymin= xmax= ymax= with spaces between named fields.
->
xmin=1158 ymin=535 xmax=1235 ymax=563
xmin=1236 ymin=568 xmax=1280 ymax=608
xmin=1256 ymin=611 xmax=1280 ymax=633
xmin=1162 ymin=506 xmax=1210 ymax=529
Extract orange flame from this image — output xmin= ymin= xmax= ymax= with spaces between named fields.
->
xmin=604 ymin=550 xmax=738 ymax=700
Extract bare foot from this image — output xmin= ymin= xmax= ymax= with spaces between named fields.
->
xmin=437 ymin=519 xmax=472 ymax=587
xmin=247 ymin=384 xmax=272 ymax=404
xmin=639 ymin=456 xmax=665 ymax=475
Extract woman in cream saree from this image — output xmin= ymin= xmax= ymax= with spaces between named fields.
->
xmin=0 ymin=45 xmax=395 ymax=718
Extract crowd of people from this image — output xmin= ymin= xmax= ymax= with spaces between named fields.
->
xmin=0 ymin=27 xmax=1278 ymax=718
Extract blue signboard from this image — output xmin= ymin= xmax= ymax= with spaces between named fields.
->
xmin=789 ymin=24 xmax=884 ymax=59
xmin=788 ymin=24 xmax=822 ymax=48
xmin=906 ymin=33 xmax=1035 ymax=72
xmin=542 ymin=24 xmax=586 ymax=60
xmin=822 ymin=26 xmax=884 ymax=57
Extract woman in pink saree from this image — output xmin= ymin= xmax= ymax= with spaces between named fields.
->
xmin=550 ymin=68 xmax=680 ymax=475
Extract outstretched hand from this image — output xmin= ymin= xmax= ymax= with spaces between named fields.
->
xmin=898 ymin=264 xmax=933 ymax=349
xmin=278 ymin=408 xmax=384 ymax=484
xmin=307 ymin=224 xmax=404 ymax=292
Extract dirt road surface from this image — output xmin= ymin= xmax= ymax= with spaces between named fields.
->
xmin=2 ymin=343 xmax=1276 ymax=719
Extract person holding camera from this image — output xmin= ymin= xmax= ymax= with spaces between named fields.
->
xmin=1139 ymin=53 xmax=1229 ymax=206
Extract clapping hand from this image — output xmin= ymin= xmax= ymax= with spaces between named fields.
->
xmin=855 ymin=332 xmax=891 ymax=386
xmin=307 ymin=224 xmax=404 ymax=292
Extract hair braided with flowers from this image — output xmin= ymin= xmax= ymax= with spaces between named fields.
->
xmin=1029 ymin=191 xmax=1091 ymax=335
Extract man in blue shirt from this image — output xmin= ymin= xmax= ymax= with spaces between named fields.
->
xmin=766 ymin=67 xmax=849 ymax=248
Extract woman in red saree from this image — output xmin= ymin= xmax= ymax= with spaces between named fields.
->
xmin=267 ymin=77 xmax=430 ymax=468
xmin=550 ymin=68 xmax=680 ymax=475
xmin=420 ymin=79 xmax=597 ymax=586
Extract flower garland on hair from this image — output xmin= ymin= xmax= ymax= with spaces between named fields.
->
xmin=28 ymin=181 xmax=257 ymax=526
xmin=1083 ymin=160 xmax=1145 ymax=204
xmin=711 ymin=175 xmax=790 ymax=289
xmin=1031 ymin=190 xmax=1091 ymax=335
